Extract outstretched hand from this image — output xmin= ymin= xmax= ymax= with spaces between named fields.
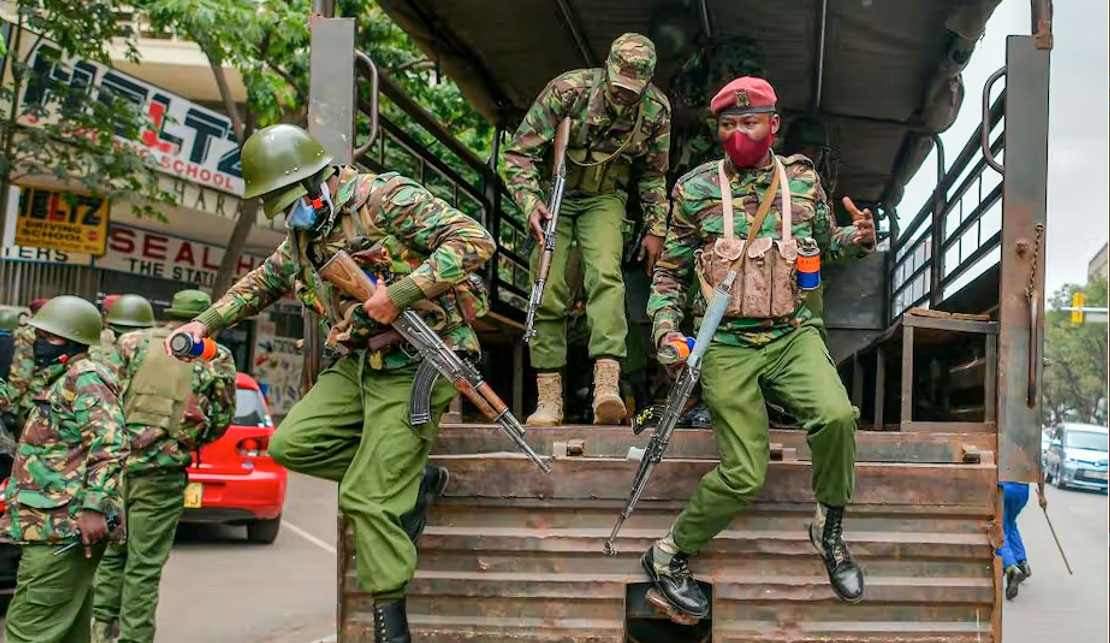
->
xmin=842 ymin=197 xmax=876 ymax=248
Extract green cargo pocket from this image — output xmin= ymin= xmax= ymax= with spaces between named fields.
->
xmin=26 ymin=584 xmax=70 ymax=607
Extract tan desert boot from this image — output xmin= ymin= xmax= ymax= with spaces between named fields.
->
xmin=526 ymin=372 xmax=563 ymax=426
xmin=593 ymin=359 xmax=627 ymax=424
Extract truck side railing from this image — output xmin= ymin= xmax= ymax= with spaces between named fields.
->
xmin=889 ymin=93 xmax=1005 ymax=319
xmin=353 ymin=61 xmax=530 ymax=319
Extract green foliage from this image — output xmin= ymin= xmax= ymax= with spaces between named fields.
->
xmin=0 ymin=0 xmax=174 ymax=220
xmin=1043 ymin=276 xmax=1108 ymax=425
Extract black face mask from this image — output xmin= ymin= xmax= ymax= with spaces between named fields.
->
xmin=33 ymin=338 xmax=84 ymax=367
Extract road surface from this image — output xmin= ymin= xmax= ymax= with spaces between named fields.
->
xmin=1 ymin=473 xmax=1104 ymax=642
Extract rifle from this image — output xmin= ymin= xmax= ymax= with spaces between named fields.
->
xmin=317 ymin=250 xmax=550 ymax=474
xmin=603 ymin=269 xmax=738 ymax=555
xmin=523 ymin=117 xmax=572 ymax=344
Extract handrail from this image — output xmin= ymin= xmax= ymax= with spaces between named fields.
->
xmin=354 ymin=51 xmax=380 ymax=156
xmin=981 ymin=66 xmax=1007 ymax=174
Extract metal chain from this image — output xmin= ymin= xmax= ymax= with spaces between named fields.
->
xmin=1026 ymin=223 xmax=1045 ymax=300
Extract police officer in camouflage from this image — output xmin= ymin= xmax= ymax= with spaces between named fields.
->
xmin=504 ymin=33 xmax=671 ymax=426
xmin=3 ymin=298 xmax=49 ymax=429
xmin=167 ymin=124 xmax=494 ymax=642
xmin=642 ymin=77 xmax=873 ymax=619
xmin=90 ymin=294 xmax=156 ymax=378
xmin=91 ymin=289 xmax=237 ymax=643
xmin=0 ymin=296 xmax=128 ymax=643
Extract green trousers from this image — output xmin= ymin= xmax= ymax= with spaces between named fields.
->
xmin=91 ymin=468 xmax=187 ymax=643
xmin=671 ymin=324 xmax=857 ymax=554
xmin=530 ymin=193 xmax=629 ymax=370
xmin=5 ymin=542 xmax=106 ymax=643
xmin=268 ymin=355 xmax=455 ymax=596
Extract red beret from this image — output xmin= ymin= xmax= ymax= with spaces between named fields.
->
xmin=102 ymin=294 xmax=121 ymax=312
xmin=711 ymin=77 xmax=777 ymax=116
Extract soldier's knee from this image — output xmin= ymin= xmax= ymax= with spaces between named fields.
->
xmin=717 ymin=462 xmax=766 ymax=500
xmin=817 ymin=399 xmax=856 ymax=434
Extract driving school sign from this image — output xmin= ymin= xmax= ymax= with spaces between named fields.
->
xmin=19 ymin=42 xmax=243 ymax=196
xmin=14 ymin=188 xmax=109 ymax=254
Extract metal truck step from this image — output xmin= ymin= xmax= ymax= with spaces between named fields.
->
xmin=435 ymin=423 xmax=997 ymax=463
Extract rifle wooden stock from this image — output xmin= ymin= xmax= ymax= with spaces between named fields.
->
xmin=318 ymin=250 xmax=377 ymax=302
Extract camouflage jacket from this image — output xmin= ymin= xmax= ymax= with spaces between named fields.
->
xmin=0 ymin=356 xmax=127 ymax=544
xmin=1 ymin=324 xmax=38 ymax=423
xmin=113 ymin=326 xmax=237 ymax=473
xmin=649 ymin=155 xmax=867 ymax=347
xmin=503 ymin=69 xmax=671 ymax=237
xmin=195 ymin=166 xmax=496 ymax=370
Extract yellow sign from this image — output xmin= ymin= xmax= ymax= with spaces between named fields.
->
xmin=1071 ymin=291 xmax=1086 ymax=324
xmin=14 ymin=188 xmax=109 ymax=255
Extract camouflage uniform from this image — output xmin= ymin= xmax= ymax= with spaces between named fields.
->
xmin=648 ymin=153 xmax=867 ymax=553
xmin=192 ymin=164 xmax=493 ymax=597
xmin=504 ymin=34 xmax=671 ymax=371
xmin=1 ymin=354 xmax=127 ymax=643
xmin=91 ymin=317 xmax=236 ymax=643
xmin=3 ymin=324 xmax=39 ymax=426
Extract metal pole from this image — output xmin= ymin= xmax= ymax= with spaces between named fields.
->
xmin=929 ymin=134 xmax=946 ymax=306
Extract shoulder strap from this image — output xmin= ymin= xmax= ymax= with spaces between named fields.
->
xmin=718 ymin=158 xmax=781 ymax=249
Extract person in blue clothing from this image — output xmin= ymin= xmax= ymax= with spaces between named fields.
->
xmin=998 ymin=481 xmax=1032 ymax=599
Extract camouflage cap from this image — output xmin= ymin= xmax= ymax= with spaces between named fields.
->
xmin=606 ymin=33 xmax=656 ymax=95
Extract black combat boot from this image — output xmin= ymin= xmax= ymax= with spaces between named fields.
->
xmin=1004 ymin=565 xmax=1027 ymax=600
xmin=1018 ymin=559 xmax=1032 ymax=580
xmin=809 ymin=504 xmax=865 ymax=603
xmin=399 ymin=465 xmax=449 ymax=543
xmin=641 ymin=542 xmax=709 ymax=619
xmin=372 ymin=598 xmax=411 ymax=643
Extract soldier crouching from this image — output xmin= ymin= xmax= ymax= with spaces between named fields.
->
xmin=0 ymin=296 xmax=128 ymax=643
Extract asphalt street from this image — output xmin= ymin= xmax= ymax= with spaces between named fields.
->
xmin=0 ymin=473 xmax=1105 ymax=642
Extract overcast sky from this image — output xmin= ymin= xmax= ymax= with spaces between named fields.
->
xmin=898 ymin=0 xmax=1108 ymax=300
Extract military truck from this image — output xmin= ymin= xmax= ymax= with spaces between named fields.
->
xmin=305 ymin=1 xmax=1052 ymax=640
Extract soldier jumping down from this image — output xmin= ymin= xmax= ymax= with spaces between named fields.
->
xmin=643 ymin=77 xmax=874 ymax=619
xmin=167 ymin=124 xmax=494 ymax=643
xmin=504 ymin=33 xmax=671 ymax=426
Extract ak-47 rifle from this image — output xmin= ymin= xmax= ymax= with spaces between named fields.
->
xmin=317 ymin=250 xmax=550 ymax=474
xmin=523 ymin=117 xmax=572 ymax=343
xmin=602 ymin=268 xmax=734 ymax=555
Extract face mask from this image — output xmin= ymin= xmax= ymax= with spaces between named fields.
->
xmin=286 ymin=181 xmax=334 ymax=230
xmin=33 ymin=338 xmax=83 ymax=367
xmin=723 ymin=130 xmax=775 ymax=168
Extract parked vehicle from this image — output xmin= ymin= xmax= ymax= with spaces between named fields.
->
xmin=1045 ymin=423 xmax=1109 ymax=492
xmin=180 ymin=373 xmax=288 ymax=543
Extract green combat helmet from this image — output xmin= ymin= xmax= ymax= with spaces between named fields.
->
xmin=0 ymin=309 xmax=20 ymax=333
xmin=164 ymin=289 xmax=212 ymax=321
xmin=241 ymin=124 xmax=334 ymax=218
xmin=106 ymin=293 xmax=155 ymax=329
xmin=28 ymin=295 xmax=103 ymax=346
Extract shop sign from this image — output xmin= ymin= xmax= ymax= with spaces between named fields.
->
xmin=14 ymin=187 xmax=109 ymax=254
xmin=18 ymin=42 xmax=242 ymax=195
xmin=251 ymin=317 xmax=302 ymax=415
xmin=94 ymin=224 xmax=266 ymax=287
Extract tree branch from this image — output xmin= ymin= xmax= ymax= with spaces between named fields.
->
xmin=266 ymin=60 xmax=308 ymax=106
xmin=201 ymin=42 xmax=245 ymax=141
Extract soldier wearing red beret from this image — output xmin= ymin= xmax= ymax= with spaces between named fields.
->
xmin=642 ymin=76 xmax=875 ymax=619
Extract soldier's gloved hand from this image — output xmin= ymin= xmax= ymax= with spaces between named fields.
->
xmin=528 ymin=202 xmax=553 ymax=244
xmin=165 ymin=321 xmax=209 ymax=359
xmin=638 ymin=234 xmax=665 ymax=275
xmin=76 ymin=510 xmax=109 ymax=559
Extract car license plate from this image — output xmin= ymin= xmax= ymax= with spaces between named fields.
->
xmin=1086 ymin=471 xmax=1108 ymax=481
xmin=183 ymin=482 xmax=203 ymax=508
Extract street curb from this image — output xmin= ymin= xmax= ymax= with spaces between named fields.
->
xmin=307 ymin=635 xmax=336 ymax=643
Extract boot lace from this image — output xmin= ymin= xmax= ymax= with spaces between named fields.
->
xmin=670 ymin=553 xmax=694 ymax=581
xmin=824 ymin=511 xmax=852 ymax=567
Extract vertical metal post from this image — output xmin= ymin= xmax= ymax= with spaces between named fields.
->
xmin=873 ymin=346 xmax=885 ymax=429
xmin=900 ymin=325 xmax=914 ymax=428
xmin=309 ymin=16 xmax=355 ymax=165
xmin=997 ymin=36 xmax=1050 ymax=482
xmin=929 ymin=135 xmax=947 ymax=306
xmin=513 ymin=341 xmax=524 ymax=418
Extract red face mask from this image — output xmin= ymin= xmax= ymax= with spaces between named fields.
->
xmin=723 ymin=130 xmax=775 ymax=168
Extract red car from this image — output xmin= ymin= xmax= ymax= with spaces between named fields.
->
xmin=181 ymin=373 xmax=287 ymax=543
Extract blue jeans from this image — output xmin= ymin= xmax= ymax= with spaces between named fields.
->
xmin=997 ymin=482 xmax=1029 ymax=568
